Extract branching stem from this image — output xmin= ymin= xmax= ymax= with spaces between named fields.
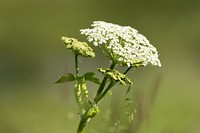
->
xmin=95 ymin=80 xmax=115 ymax=104
xmin=94 ymin=61 xmax=116 ymax=101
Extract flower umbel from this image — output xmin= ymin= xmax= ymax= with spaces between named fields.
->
xmin=98 ymin=68 xmax=133 ymax=85
xmin=80 ymin=21 xmax=161 ymax=67
xmin=61 ymin=36 xmax=95 ymax=58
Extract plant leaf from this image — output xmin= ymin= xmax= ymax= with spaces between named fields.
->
xmin=55 ymin=73 xmax=75 ymax=83
xmin=86 ymin=76 xmax=100 ymax=84
xmin=84 ymin=72 xmax=95 ymax=78
xmin=83 ymin=72 xmax=100 ymax=84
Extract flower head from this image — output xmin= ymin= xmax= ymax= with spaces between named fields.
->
xmin=98 ymin=68 xmax=133 ymax=85
xmin=61 ymin=37 xmax=95 ymax=58
xmin=80 ymin=21 xmax=161 ymax=67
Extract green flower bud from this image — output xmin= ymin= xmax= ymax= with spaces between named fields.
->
xmin=61 ymin=37 xmax=95 ymax=58
xmin=87 ymin=105 xmax=100 ymax=118
xmin=98 ymin=68 xmax=133 ymax=85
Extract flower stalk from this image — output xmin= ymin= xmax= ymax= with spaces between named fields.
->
xmin=75 ymin=54 xmax=79 ymax=79
xmin=95 ymin=80 xmax=115 ymax=104
xmin=94 ymin=61 xmax=116 ymax=101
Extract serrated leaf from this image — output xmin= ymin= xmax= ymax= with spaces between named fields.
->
xmin=83 ymin=72 xmax=100 ymax=84
xmin=55 ymin=73 xmax=75 ymax=83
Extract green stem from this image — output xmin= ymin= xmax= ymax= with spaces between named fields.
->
xmin=95 ymin=80 xmax=115 ymax=104
xmin=75 ymin=54 xmax=79 ymax=80
xmin=74 ymin=54 xmax=87 ymax=132
xmin=76 ymin=118 xmax=88 ymax=133
xmin=95 ymin=66 xmax=133 ymax=104
xmin=123 ymin=66 xmax=132 ymax=74
xmin=94 ymin=61 xmax=116 ymax=101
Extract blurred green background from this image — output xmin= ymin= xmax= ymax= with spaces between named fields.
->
xmin=1 ymin=0 xmax=200 ymax=133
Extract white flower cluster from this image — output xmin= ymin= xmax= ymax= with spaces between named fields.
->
xmin=80 ymin=21 xmax=161 ymax=67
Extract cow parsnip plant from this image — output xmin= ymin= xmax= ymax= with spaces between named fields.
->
xmin=56 ymin=21 xmax=161 ymax=133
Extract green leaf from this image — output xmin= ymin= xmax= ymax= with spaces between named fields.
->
xmin=87 ymin=76 xmax=100 ymax=84
xmin=84 ymin=72 xmax=95 ymax=78
xmin=55 ymin=73 xmax=75 ymax=83
xmin=83 ymin=72 xmax=100 ymax=84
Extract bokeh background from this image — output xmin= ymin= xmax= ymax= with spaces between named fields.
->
xmin=1 ymin=0 xmax=200 ymax=133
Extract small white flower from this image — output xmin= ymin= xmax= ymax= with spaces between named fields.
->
xmin=80 ymin=21 xmax=161 ymax=67
xmin=88 ymin=38 xmax=93 ymax=42
xmin=93 ymin=42 xmax=98 ymax=46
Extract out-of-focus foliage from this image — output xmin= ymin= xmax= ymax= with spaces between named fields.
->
xmin=0 ymin=0 xmax=200 ymax=133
